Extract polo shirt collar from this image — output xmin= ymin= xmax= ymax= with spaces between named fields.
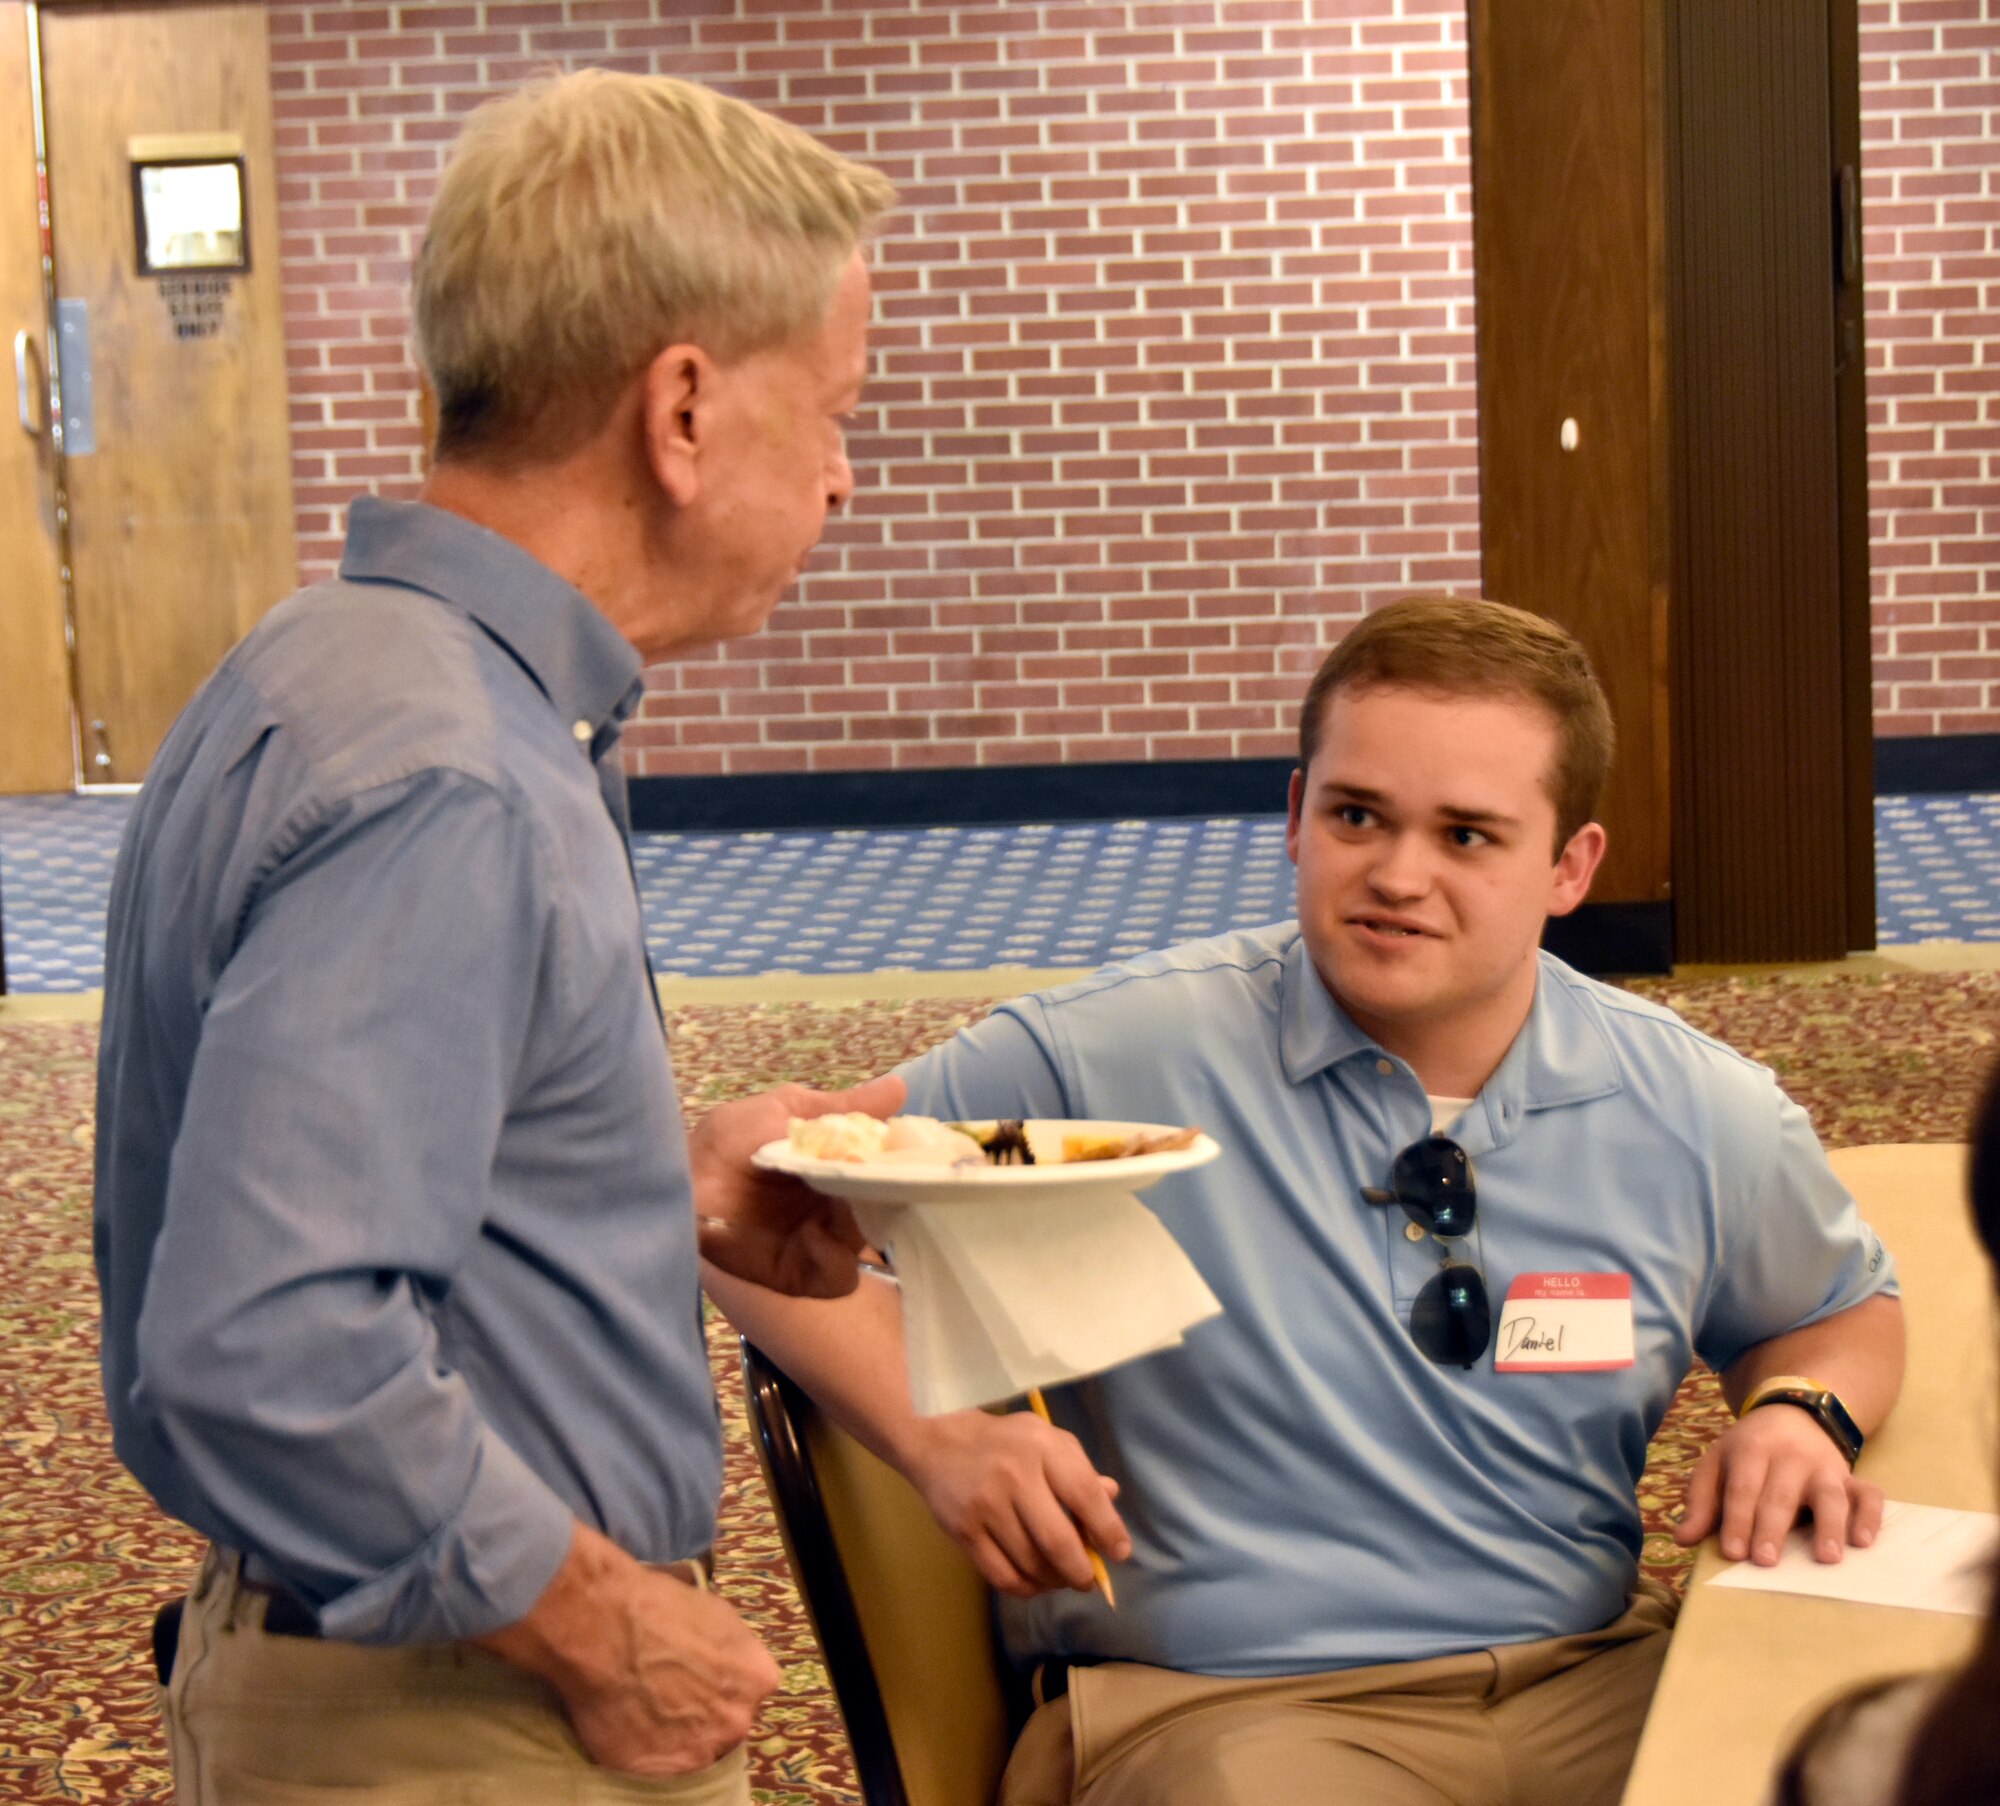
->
xmin=1279 ymin=934 xmax=1623 ymax=1120
xmin=339 ymin=495 xmax=645 ymax=739
xmin=1478 ymin=957 xmax=1625 ymax=1128
xmin=1279 ymin=934 xmax=1379 ymax=1083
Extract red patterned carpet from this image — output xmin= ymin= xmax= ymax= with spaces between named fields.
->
xmin=1 ymin=970 xmax=1995 ymax=1802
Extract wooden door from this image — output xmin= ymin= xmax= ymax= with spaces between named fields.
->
xmin=0 ymin=2 xmax=73 ymax=793
xmin=1472 ymin=0 xmax=1871 ymax=964
xmin=34 ymin=1 xmax=295 ymax=785
xmin=1470 ymin=0 xmax=1670 ymax=923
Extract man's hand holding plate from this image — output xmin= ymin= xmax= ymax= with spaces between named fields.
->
xmin=688 ymin=1075 xmax=904 ymax=1297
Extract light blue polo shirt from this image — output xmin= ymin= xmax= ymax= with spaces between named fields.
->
xmin=897 ymin=923 xmax=1896 ymax=1677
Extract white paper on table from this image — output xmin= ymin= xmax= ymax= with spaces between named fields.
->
xmin=1703 ymin=1498 xmax=2000 ymax=1616
xmin=852 ymin=1191 xmax=1224 ymax=1417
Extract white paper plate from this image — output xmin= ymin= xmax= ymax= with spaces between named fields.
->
xmin=752 ymin=1119 xmax=1221 ymax=1208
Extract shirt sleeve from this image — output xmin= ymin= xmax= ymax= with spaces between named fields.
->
xmin=896 ymin=996 xmax=1076 ymax=1121
xmin=125 ymin=769 xmax=577 ymax=1644
xmin=1694 ymin=1081 xmax=1900 ymax=1374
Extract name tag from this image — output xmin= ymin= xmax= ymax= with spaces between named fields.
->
xmin=1495 ymin=1273 xmax=1635 ymax=1372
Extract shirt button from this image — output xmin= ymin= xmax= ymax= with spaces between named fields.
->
xmin=1404 ymin=1222 xmax=1427 ymax=1243
xmin=1375 ymin=1058 xmax=1394 ymax=1075
xmin=572 ymin=719 xmax=592 ymax=743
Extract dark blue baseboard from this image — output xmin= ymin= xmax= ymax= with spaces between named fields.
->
xmin=1874 ymin=733 xmax=2000 ymax=794
xmin=1543 ymin=902 xmax=1673 ymax=976
xmin=630 ymin=758 xmax=1298 ymax=833
xmin=627 ymin=761 xmax=1674 ymax=976
xmin=634 ymin=736 xmax=2000 ymax=835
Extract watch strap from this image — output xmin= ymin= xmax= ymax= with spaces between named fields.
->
xmin=1738 ymin=1373 xmax=1827 ymax=1417
xmin=1741 ymin=1378 xmax=1864 ymax=1468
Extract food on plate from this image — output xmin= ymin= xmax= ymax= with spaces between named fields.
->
xmin=961 ymin=1118 xmax=1035 ymax=1166
xmin=1058 ymin=1128 xmax=1127 ymax=1162
xmin=787 ymin=1113 xmax=984 ymax=1166
xmin=1063 ymin=1125 xmax=1205 ymax=1162
xmin=785 ymin=1114 xmax=1205 ymax=1168
xmin=946 ymin=1120 xmax=1206 ymax=1165
xmin=880 ymin=1116 xmax=987 ymax=1165
xmin=786 ymin=1113 xmax=888 ymax=1162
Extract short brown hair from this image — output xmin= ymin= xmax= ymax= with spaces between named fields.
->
xmin=414 ymin=70 xmax=896 ymax=463
xmin=1298 ymin=595 xmax=1615 ymax=850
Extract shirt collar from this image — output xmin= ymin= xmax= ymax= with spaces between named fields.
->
xmin=1279 ymin=934 xmax=1379 ymax=1083
xmin=339 ymin=495 xmax=645 ymax=740
xmin=1278 ymin=934 xmax=1623 ymax=1119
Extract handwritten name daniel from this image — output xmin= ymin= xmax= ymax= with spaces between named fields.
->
xmin=1501 ymin=1317 xmax=1567 ymax=1357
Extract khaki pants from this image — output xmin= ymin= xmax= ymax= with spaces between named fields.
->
xmin=161 ymin=1548 xmax=752 ymax=1806
xmin=1002 ymin=1587 xmax=1678 ymax=1806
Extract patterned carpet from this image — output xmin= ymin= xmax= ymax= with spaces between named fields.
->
xmin=2 ymin=971 xmax=1995 ymax=1802
xmin=8 ymin=794 xmax=2000 ymax=992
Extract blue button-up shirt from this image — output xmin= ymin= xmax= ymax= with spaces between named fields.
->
xmin=94 ymin=497 xmax=722 ymax=1644
xmin=900 ymin=924 xmax=1896 ymax=1676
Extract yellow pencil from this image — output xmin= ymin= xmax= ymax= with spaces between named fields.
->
xmin=1026 ymin=1386 xmax=1117 ymax=1609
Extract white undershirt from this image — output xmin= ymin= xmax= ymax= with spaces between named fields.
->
xmin=1428 ymin=1095 xmax=1474 ymax=1134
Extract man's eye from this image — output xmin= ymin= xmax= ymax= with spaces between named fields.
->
xmin=1335 ymin=805 xmax=1372 ymax=830
xmin=1449 ymin=826 xmax=1490 ymax=849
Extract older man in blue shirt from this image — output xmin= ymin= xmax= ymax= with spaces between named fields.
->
xmin=95 ymin=72 xmax=901 ymax=1806
xmin=712 ymin=597 xmax=1904 ymax=1806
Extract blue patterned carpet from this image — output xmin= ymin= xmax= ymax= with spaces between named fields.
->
xmin=1874 ymin=793 xmax=2000 ymax=942
xmin=2 ymin=791 xmax=1996 ymax=992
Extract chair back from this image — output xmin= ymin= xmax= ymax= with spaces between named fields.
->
xmin=741 ymin=1338 xmax=1016 ymax=1806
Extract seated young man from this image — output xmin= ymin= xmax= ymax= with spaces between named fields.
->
xmin=709 ymin=596 xmax=1904 ymax=1806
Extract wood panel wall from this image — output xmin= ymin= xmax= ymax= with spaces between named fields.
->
xmin=1664 ymin=0 xmax=1863 ymax=961
xmin=1830 ymin=0 xmax=1877 ymax=954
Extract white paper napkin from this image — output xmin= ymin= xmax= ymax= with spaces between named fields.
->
xmin=853 ymin=1191 xmax=1223 ymax=1416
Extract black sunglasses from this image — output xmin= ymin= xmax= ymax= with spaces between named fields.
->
xmin=1362 ymin=1136 xmax=1491 ymax=1368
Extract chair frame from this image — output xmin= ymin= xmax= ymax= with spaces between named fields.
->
xmin=740 ymin=1338 xmax=916 ymax=1806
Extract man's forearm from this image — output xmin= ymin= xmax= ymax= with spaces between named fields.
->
xmin=473 ymin=1520 xmax=634 ymax=1687
xmin=1720 ymin=1292 xmax=1906 ymax=1430
xmin=473 ymin=1519 xmax=780 ymax=1776
xmin=702 ymin=1261 xmax=935 ymax=1474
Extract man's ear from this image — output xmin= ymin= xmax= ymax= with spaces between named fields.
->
xmin=1284 ymin=767 xmax=1305 ymax=866
xmin=642 ymin=344 xmax=709 ymax=507
xmin=1547 ymin=820 xmax=1608 ymax=918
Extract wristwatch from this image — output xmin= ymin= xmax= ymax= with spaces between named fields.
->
xmin=1739 ymin=1373 xmax=1864 ymax=1469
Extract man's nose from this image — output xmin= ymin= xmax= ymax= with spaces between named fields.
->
xmin=1367 ymin=833 xmax=1431 ymax=898
xmin=826 ymin=446 xmax=855 ymax=514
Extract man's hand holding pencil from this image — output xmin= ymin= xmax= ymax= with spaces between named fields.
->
xmin=896 ymin=1402 xmax=1131 ymax=1602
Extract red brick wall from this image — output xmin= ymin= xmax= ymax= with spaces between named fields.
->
xmin=269 ymin=0 xmax=1481 ymax=775
xmin=268 ymin=1 xmax=2000 ymax=776
xmin=1862 ymin=0 xmax=2000 ymax=738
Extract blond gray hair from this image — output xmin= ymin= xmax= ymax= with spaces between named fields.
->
xmin=413 ymin=69 xmax=896 ymax=462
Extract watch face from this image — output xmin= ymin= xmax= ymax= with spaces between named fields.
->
xmin=1756 ymin=1388 xmax=1863 ymax=1465
xmin=1817 ymin=1389 xmax=1864 ymax=1452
